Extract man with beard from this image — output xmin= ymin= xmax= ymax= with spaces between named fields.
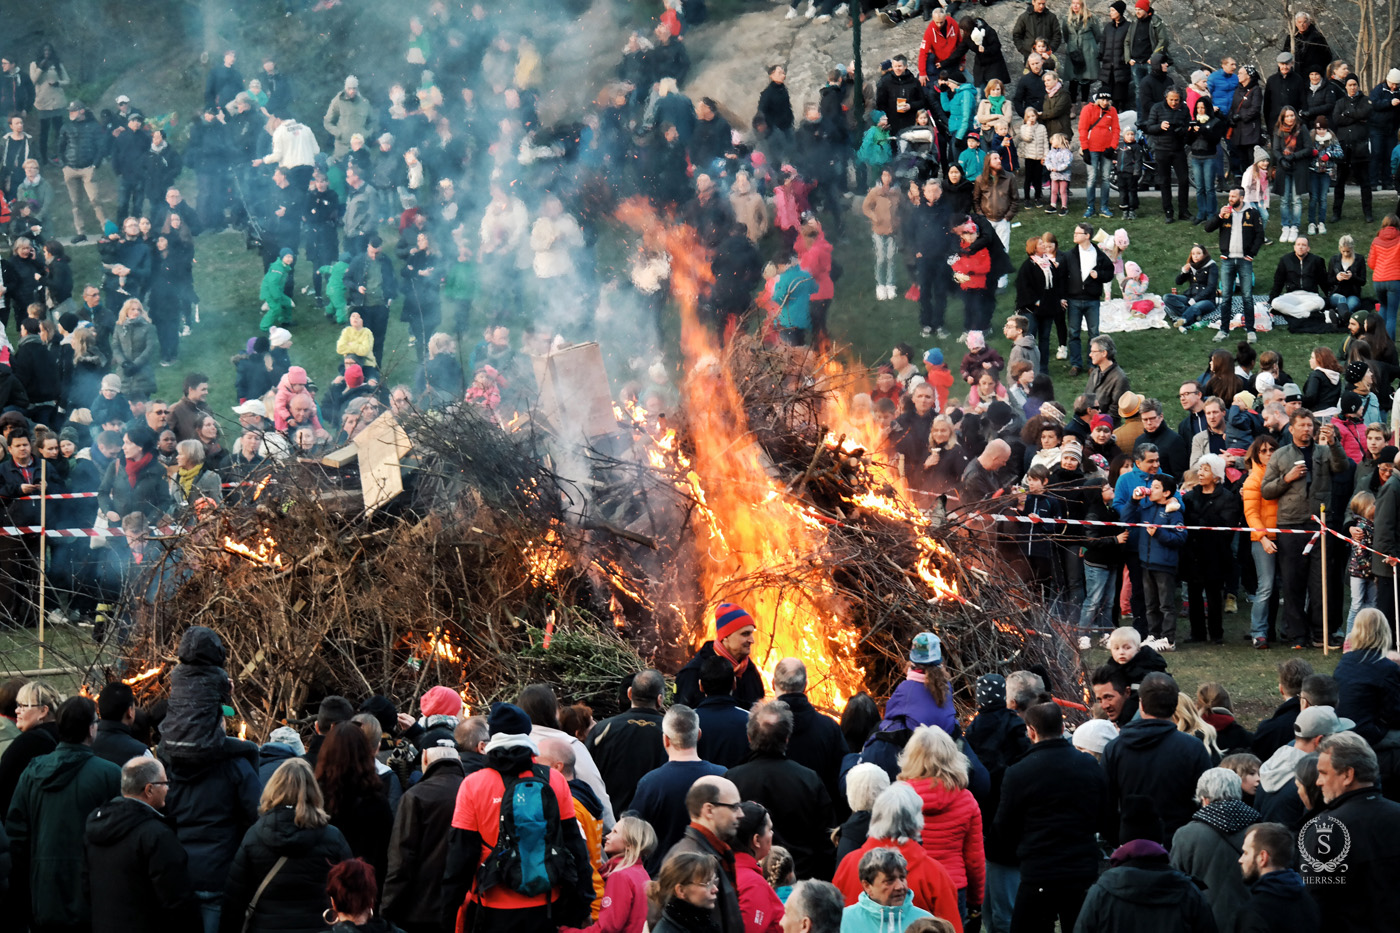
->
xmin=1205 ymin=187 xmax=1265 ymax=341
xmin=1234 ymin=822 xmax=1321 ymax=933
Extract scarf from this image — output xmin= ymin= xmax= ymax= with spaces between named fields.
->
xmin=176 ymin=465 xmax=201 ymax=494
xmin=125 ymin=452 xmax=152 ymax=488
xmin=714 ymin=639 xmax=751 ymax=679
xmin=987 ymin=95 xmax=1005 ymax=116
xmin=1032 ymin=252 xmax=1056 ymax=287
xmin=689 ymin=822 xmax=737 ymax=882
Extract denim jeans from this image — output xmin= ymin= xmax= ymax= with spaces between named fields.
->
xmin=1081 ymin=561 xmax=1116 ymax=631
xmin=1279 ymin=172 xmax=1303 ymax=228
xmin=1066 ymin=298 xmax=1099 ymax=368
xmin=1246 ymin=199 xmax=1269 ymax=230
xmin=1330 ymin=293 xmax=1361 ymax=315
xmin=1087 ymin=151 xmax=1113 ymax=211
xmin=984 ymin=861 xmax=1020 ymax=933
xmin=1308 ymin=173 xmax=1331 ymax=223
xmin=1349 ymin=576 xmax=1378 ymax=632
xmin=1131 ymin=62 xmax=1152 ymax=113
xmin=1164 ymin=293 xmax=1216 ymax=324
xmin=1219 ymin=257 xmax=1255 ymax=332
xmin=197 ymin=891 xmax=222 ymax=933
xmin=1189 ymin=157 xmax=1217 ymax=219
xmin=1376 ymin=279 xmax=1400 ymax=338
xmin=872 ymin=234 xmax=897 ymax=288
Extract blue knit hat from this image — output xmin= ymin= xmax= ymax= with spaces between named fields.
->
xmin=924 ymin=348 xmax=944 ymax=366
xmin=910 ymin=632 xmax=942 ymax=665
xmin=870 ymin=110 xmax=887 ymax=125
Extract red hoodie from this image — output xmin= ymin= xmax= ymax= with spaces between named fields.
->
xmin=795 ymin=232 xmax=835 ymax=300
xmin=924 ymin=364 xmax=955 ymax=412
xmin=918 ymin=18 xmax=962 ymax=76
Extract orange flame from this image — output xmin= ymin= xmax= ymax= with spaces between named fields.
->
xmin=524 ymin=527 xmax=565 ymax=585
xmin=122 ymin=665 xmax=163 ymax=685
xmin=223 ymin=530 xmax=284 ymax=568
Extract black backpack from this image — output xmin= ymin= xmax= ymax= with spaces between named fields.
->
xmin=476 ymin=765 xmax=578 ymax=898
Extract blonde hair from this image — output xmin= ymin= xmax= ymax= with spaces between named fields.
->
xmin=1049 ymin=133 xmax=1069 ymax=148
xmin=260 ymin=758 xmax=330 ymax=828
xmin=427 ymin=332 xmax=457 ymax=357
xmin=119 ymin=298 xmax=149 ymax=323
xmin=1350 ymin=607 xmax=1393 ymax=654
xmin=1023 ymin=108 xmax=1038 ymax=122
xmin=612 ymin=816 xmax=657 ymax=871
xmin=897 ymin=725 xmax=969 ymax=789
xmin=1174 ymin=694 xmax=1222 ymax=757
xmin=1107 ymin=626 xmax=1141 ymax=651
xmin=1350 ymin=490 xmax=1377 ymax=521
xmin=16 ymin=680 xmax=63 ymax=719
xmin=928 ymin=415 xmax=957 ymax=451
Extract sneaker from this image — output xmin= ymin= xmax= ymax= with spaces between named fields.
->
xmin=1225 ymin=594 xmax=1237 ymax=613
xmin=1098 ymin=209 xmax=1113 ymax=218
xmin=160 ymin=359 xmax=173 ymax=367
xmin=805 ymin=1 xmax=816 ymax=16
xmin=1213 ymin=330 xmax=1228 ymax=341
xmin=935 ymin=327 xmax=951 ymax=338
xmin=1308 ymin=223 xmax=1317 ymax=235
xmin=193 ymin=304 xmax=200 ymax=323
xmin=1045 ymin=204 xmax=1057 ymax=213
xmin=876 ymin=286 xmax=885 ymax=301
xmin=1247 ymin=331 xmax=1257 ymax=343
xmin=877 ymin=8 xmax=894 ymax=23
xmin=1253 ymin=637 xmax=1269 ymax=649
xmin=834 ymin=2 xmax=849 ymax=13
xmin=70 ymin=234 xmax=87 ymax=244
xmin=921 ymin=325 xmax=932 ymax=337
xmin=179 ymin=325 xmax=191 ymax=337
xmin=1083 ymin=208 xmax=1095 ymax=218
xmin=1318 ymin=222 xmax=1327 ymax=234
xmin=787 ymin=7 xmax=798 ymax=18
xmin=1078 ymin=635 xmax=1092 ymax=651
xmin=1059 ymin=207 xmax=1069 ymax=216
xmin=1178 ymin=323 xmax=1189 ymax=333
xmin=1056 ymin=344 xmax=1068 ymax=359
xmin=1098 ymin=632 xmax=1113 ymax=649
xmin=815 ymin=13 xmax=831 ymax=21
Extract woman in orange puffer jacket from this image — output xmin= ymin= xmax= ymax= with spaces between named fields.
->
xmin=1366 ymin=214 xmax=1400 ymax=337
xmin=1241 ymin=434 xmax=1282 ymax=648
xmin=897 ymin=725 xmax=984 ymax=924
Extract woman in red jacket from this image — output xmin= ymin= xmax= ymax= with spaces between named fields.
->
xmin=898 ymin=725 xmax=984 ymax=924
xmin=732 ymin=802 xmax=785 ymax=933
xmin=951 ymin=220 xmax=993 ymax=333
xmin=1367 ymin=214 xmax=1400 ymax=338
xmin=795 ymin=216 xmax=835 ymax=349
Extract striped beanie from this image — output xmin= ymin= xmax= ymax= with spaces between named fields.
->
xmin=715 ymin=603 xmax=754 ymax=640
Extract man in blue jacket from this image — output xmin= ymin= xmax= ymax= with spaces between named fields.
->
xmin=1138 ymin=473 xmax=1187 ymax=647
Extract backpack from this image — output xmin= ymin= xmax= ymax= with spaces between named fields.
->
xmin=477 ymin=765 xmax=577 ymax=898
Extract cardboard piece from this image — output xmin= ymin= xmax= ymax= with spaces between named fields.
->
xmin=531 ymin=342 xmax=616 ymax=441
xmin=355 ymin=411 xmax=412 ymax=513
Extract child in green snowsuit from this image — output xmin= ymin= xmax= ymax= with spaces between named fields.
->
xmin=856 ymin=111 xmax=894 ymax=190
xmin=259 ymin=250 xmax=295 ymax=331
xmin=443 ymin=242 xmax=478 ymax=334
xmin=319 ymin=252 xmax=352 ymax=324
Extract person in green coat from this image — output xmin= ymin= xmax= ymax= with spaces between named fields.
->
xmin=5 ymin=695 xmax=121 ymax=932
xmin=259 ymin=248 xmax=295 ymax=331
xmin=1061 ymin=0 xmax=1103 ymax=103
xmin=442 ymin=241 xmax=478 ymax=334
xmin=318 ymin=251 xmax=352 ymax=324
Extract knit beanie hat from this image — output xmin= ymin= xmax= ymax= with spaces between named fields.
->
xmin=344 ymin=363 xmax=365 ymax=389
xmin=1091 ymin=413 xmax=1114 ymax=430
xmin=924 ymin=348 xmax=944 ymax=366
xmin=269 ymin=326 xmax=292 ymax=349
xmin=268 ymin=726 xmax=305 ymax=755
xmin=1344 ymin=360 xmax=1369 ymax=386
xmin=1253 ymin=145 xmax=1270 ymax=164
xmin=966 ymin=330 xmax=986 ymax=350
xmin=487 ymin=701 xmax=532 ymax=736
xmin=1061 ymin=437 xmax=1083 ymax=461
xmin=975 ymin=673 xmax=1006 ymax=710
xmin=421 ymin=685 xmax=463 ymax=719
xmin=715 ymin=603 xmax=754 ymax=640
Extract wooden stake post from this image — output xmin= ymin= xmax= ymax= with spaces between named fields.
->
xmin=1320 ymin=505 xmax=1328 ymax=657
xmin=37 ymin=458 xmax=46 ymax=670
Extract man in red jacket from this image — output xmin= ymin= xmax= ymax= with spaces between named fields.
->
xmin=1078 ymin=90 xmax=1121 ymax=218
xmin=918 ymin=8 xmax=963 ymax=83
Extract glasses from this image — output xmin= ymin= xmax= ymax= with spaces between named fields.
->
xmin=709 ymin=800 xmax=744 ymax=812
xmin=15 ymin=703 xmax=45 ymax=710
xmin=148 ymin=780 xmax=169 ymax=786
xmin=686 ymin=878 xmax=720 ymax=890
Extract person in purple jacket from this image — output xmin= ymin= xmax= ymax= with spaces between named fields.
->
xmin=877 ymin=632 xmax=957 ymax=737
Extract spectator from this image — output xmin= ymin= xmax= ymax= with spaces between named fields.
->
xmin=561 ymin=816 xmax=655 ymax=933
xmin=1269 ymin=236 xmax=1329 ymax=321
xmin=1103 ymin=673 xmax=1212 ymax=845
xmin=92 ymin=681 xmax=149 ymax=766
xmin=5 ymin=696 xmax=121 ymax=933
xmin=835 ymin=763 xmax=889 ymax=864
xmin=1333 ymin=607 xmax=1400 ymax=750
xmin=1084 ymin=335 xmax=1129 ymax=411
xmin=676 ymin=603 xmax=766 ymax=710
xmin=1167 ymin=768 xmax=1261 ymax=931
xmin=518 ymin=684 xmax=615 ymax=827
xmin=773 ymin=659 xmax=846 ymax=813
xmin=780 ymin=882 xmax=845 ymax=933
xmin=839 ymin=847 xmax=932 ymax=933
xmin=732 ymin=802 xmax=785 ymax=933
xmin=1254 ymin=704 xmax=1352 ymax=828
xmin=57 ymin=100 xmax=107 ymax=243
xmin=897 ymin=725 xmax=983 ymax=922
xmin=1300 ymin=732 xmax=1400 ymax=925
xmin=995 ymin=702 xmax=1106 ymax=932
xmin=657 ymin=775 xmax=745 ymax=933
xmin=628 ymin=705 xmax=725 ymax=875
xmin=694 ymin=656 xmax=752 ymax=769
xmin=651 ymin=851 xmax=726 ymax=933
xmin=84 ymin=757 xmax=200 ymax=933
xmin=726 ymin=699 xmax=835 ymax=881
xmin=1235 ymin=821 xmax=1322 ymax=932
xmin=585 ymin=669 xmax=667 ymax=813
xmin=1204 ymin=187 xmax=1266 ymax=342
xmin=315 ymin=721 xmax=394 ymax=887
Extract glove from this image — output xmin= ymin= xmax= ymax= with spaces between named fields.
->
xmin=965 ymin=908 xmax=983 ymax=933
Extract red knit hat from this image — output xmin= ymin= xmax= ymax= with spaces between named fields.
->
xmin=1091 ymin=414 xmax=1114 ymax=431
xmin=1135 ymin=0 xmax=1151 ymax=9
xmin=344 ymin=363 xmax=364 ymax=389
xmin=714 ymin=603 xmax=755 ymax=640
xmin=420 ymin=685 xmax=462 ymax=719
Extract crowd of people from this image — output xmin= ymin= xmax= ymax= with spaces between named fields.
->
xmin=3 ymin=610 xmax=1400 ymax=933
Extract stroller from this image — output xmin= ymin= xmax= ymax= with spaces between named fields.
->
xmin=891 ymin=125 xmax=942 ymax=185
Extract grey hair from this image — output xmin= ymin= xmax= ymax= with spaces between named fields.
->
xmin=423 ymin=746 xmax=460 ymax=766
xmin=176 ymin=438 xmax=205 ymax=464
xmin=1319 ymin=732 xmax=1380 ymax=784
xmin=1006 ymin=670 xmax=1045 ymax=709
xmin=1295 ymin=10 xmax=1312 ymax=24
xmin=663 ymin=704 xmax=701 ymax=749
xmin=773 ymin=659 xmax=808 ymax=694
xmin=747 ymin=699 xmax=794 ymax=753
xmin=857 ymin=847 xmax=908 ymax=885
xmin=845 ymin=762 xmax=891 ymax=813
xmin=1090 ymin=335 xmax=1116 ymax=359
xmin=867 ymin=781 xmax=924 ymax=843
xmin=121 ymin=757 xmax=165 ymax=796
xmin=1135 ymin=443 xmax=1160 ymax=460
xmin=1195 ymin=767 xmax=1243 ymax=803
xmin=788 ymin=881 xmax=845 ymax=933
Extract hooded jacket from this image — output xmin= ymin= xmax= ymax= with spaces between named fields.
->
xmin=904 ymin=777 xmax=985 ymax=900
xmin=1234 ymin=868 xmax=1321 ymax=933
xmin=1103 ymin=718 xmax=1213 ymax=845
xmin=7 ymin=742 xmax=122 ymax=929
xmin=161 ymin=625 xmax=231 ymax=761
xmin=85 ymin=794 xmax=201 ymax=933
xmin=219 ymin=805 xmax=354 ymax=933
xmin=383 ymin=756 xmax=466 ymax=928
xmin=994 ymin=737 xmax=1106 ymax=883
xmin=164 ymin=736 xmax=263 ymax=893
xmin=1169 ymin=799 xmax=1262 ymax=933
xmin=1075 ymin=841 xmax=1215 ymax=933
xmin=841 ymin=893 xmax=932 ymax=933
xmin=832 ymin=835 xmax=962 ymax=928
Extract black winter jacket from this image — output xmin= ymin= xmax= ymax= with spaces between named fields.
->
xmin=164 ymin=737 xmax=263 ymax=892
xmin=1103 ymin=717 xmax=1213 ymax=845
xmin=1299 ymin=786 xmax=1400 ymax=928
xmin=1174 ymin=259 xmax=1219 ymax=303
xmin=1230 ymin=82 xmax=1264 ymax=149
xmin=58 ymin=111 xmax=105 ymax=168
xmin=1145 ymin=100 xmax=1189 ymax=154
xmin=382 ymin=757 xmax=464 ymax=928
xmin=1333 ymin=91 xmax=1373 ymax=151
xmin=1075 ymin=847 xmax=1217 ymax=933
xmin=98 ymin=453 xmax=172 ymax=521
xmin=1334 ymin=649 xmax=1400 ymax=745
xmin=0 ymin=720 xmax=58 ymax=814
xmin=1250 ymin=696 xmax=1302 ymax=760
xmin=1301 ymin=80 xmax=1339 ymax=123
xmin=726 ymin=750 xmax=835 ymax=881
xmin=757 ymin=81 xmax=794 ymax=134
xmin=995 ymin=737 xmax=1107 ymax=883
xmin=675 ymin=641 xmax=766 ymax=710
xmin=92 ymin=720 xmax=150 ymax=766
xmin=584 ymin=706 xmax=666 ymax=813
xmin=1233 ymin=869 xmax=1321 ymax=933
xmin=778 ymin=692 xmax=848 ymax=817
xmin=1204 ymin=206 xmax=1265 ymax=259
xmin=219 ymin=806 xmax=354 ymax=933
xmin=694 ymin=695 xmax=751 ymax=769
xmin=85 ymin=795 xmax=201 ymax=933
